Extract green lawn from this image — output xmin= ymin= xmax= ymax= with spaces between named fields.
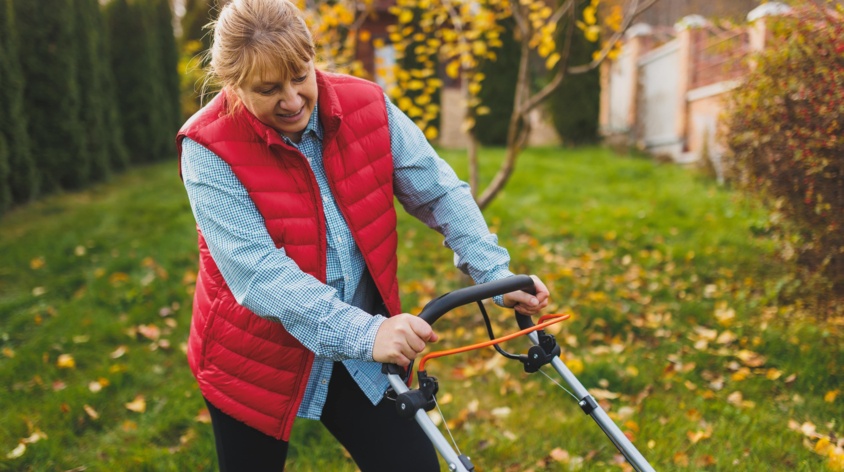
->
xmin=1 ymin=147 xmax=841 ymax=471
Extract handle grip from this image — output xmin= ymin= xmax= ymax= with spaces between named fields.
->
xmin=417 ymin=275 xmax=536 ymax=326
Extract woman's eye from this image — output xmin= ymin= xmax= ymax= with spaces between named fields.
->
xmin=259 ymin=87 xmax=276 ymax=96
xmin=292 ymin=75 xmax=308 ymax=84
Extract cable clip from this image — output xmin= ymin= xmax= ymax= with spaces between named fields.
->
xmin=522 ymin=332 xmax=561 ymax=373
xmin=394 ymin=371 xmax=439 ymax=419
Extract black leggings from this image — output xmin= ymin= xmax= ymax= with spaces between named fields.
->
xmin=204 ymin=363 xmax=440 ymax=471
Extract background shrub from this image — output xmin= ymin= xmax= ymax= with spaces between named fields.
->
xmin=724 ymin=4 xmax=844 ymax=312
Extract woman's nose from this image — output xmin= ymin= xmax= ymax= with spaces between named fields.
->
xmin=277 ymin=86 xmax=300 ymax=107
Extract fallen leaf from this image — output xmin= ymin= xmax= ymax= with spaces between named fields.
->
xmin=673 ymin=451 xmax=689 ymax=466
xmin=549 ymin=447 xmax=569 ymax=463
xmin=765 ymin=368 xmax=783 ymax=380
xmin=696 ymin=454 xmax=716 ymax=467
xmin=6 ymin=443 xmax=25 ymax=459
xmin=195 ymin=408 xmax=211 ymax=424
xmin=687 ymin=426 xmax=713 ymax=444
xmin=589 ymin=388 xmax=621 ymax=400
xmin=125 ymin=395 xmax=146 ymax=413
xmin=30 ymin=257 xmax=45 ymax=270
xmin=438 ymin=392 xmax=453 ymax=405
xmin=136 ymin=324 xmax=160 ymax=341
xmin=491 ymin=407 xmax=511 ymax=418
xmin=83 ymin=405 xmax=99 ymax=420
xmin=736 ymin=350 xmax=766 ymax=367
xmin=825 ymin=390 xmax=839 ymax=403
xmin=716 ymin=330 xmax=737 ymax=344
xmin=22 ymin=431 xmax=47 ymax=444
xmin=56 ymin=354 xmax=76 ymax=369
xmin=110 ymin=345 xmax=127 ymax=359
xmin=2 ymin=347 xmax=15 ymax=358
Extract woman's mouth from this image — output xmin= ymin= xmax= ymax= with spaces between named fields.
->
xmin=276 ymin=107 xmax=305 ymax=122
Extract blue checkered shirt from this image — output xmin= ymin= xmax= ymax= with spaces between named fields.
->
xmin=181 ymin=93 xmax=513 ymax=420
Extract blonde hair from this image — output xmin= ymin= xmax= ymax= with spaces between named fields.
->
xmin=204 ymin=0 xmax=315 ymax=107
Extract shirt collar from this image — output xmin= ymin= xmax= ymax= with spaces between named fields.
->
xmin=282 ymin=103 xmax=323 ymax=143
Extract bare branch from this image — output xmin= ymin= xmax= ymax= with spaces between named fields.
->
xmin=549 ymin=0 xmax=575 ymax=27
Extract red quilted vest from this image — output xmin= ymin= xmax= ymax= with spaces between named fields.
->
xmin=176 ymin=71 xmax=400 ymax=440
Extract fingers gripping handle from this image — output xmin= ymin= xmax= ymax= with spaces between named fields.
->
xmin=417 ymin=275 xmax=536 ymax=326
xmin=515 ymin=282 xmax=538 ymax=330
xmin=382 ymin=275 xmax=537 ymax=379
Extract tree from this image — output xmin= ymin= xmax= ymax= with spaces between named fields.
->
xmin=95 ymin=1 xmax=130 ymax=171
xmin=548 ymin=1 xmax=600 ymax=145
xmin=106 ymin=0 xmax=177 ymax=162
xmin=15 ymin=0 xmax=89 ymax=192
xmin=152 ymin=0 xmax=182 ymax=134
xmin=75 ymin=0 xmax=113 ymax=182
xmin=0 ymin=0 xmax=36 ymax=207
xmin=386 ymin=0 xmax=657 ymax=209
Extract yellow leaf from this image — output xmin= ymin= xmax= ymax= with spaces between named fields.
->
xmin=83 ymin=404 xmax=99 ymax=420
xmin=825 ymin=390 xmax=840 ymax=403
xmin=476 ymin=106 xmax=490 ymax=116
xmin=125 ymin=395 xmax=146 ymax=413
xmin=731 ymin=367 xmax=750 ymax=382
xmin=373 ymin=38 xmax=385 ymax=49
xmin=30 ymin=257 xmax=45 ymax=270
xmin=56 ymin=354 xmax=76 ymax=369
xmin=195 ymin=408 xmax=212 ymax=424
xmin=445 ymin=60 xmax=460 ymax=79
xmin=584 ymin=25 xmax=601 ymax=43
xmin=424 ymin=126 xmax=438 ymax=140
xmin=398 ymin=10 xmax=413 ymax=24
xmin=6 ymin=443 xmax=25 ymax=459
xmin=583 ymin=5 xmax=597 ymax=25
xmin=398 ymin=97 xmax=413 ymax=111
xmin=566 ymin=357 xmax=584 ymax=375
xmin=736 ymin=349 xmax=766 ymax=367
xmin=2 ymin=347 xmax=14 ymax=358
xmin=358 ymin=29 xmax=371 ymax=42
xmin=814 ymin=437 xmax=833 ymax=455
xmin=765 ymin=368 xmax=783 ymax=380
xmin=546 ymin=52 xmax=560 ymax=70
xmin=110 ymin=345 xmax=127 ymax=359
xmin=830 ymin=448 xmax=844 ymax=471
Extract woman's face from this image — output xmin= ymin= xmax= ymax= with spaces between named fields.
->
xmin=237 ymin=60 xmax=318 ymax=143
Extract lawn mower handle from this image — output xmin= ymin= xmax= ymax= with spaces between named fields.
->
xmin=417 ymin=274 xmax=537 ymax=326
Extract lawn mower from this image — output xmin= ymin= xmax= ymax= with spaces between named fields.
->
xmin=382 ymin=274 xmax=656 ymax=472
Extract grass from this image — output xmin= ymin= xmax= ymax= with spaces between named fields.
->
xmin=0 ymin=147 xmax=841 ymax=471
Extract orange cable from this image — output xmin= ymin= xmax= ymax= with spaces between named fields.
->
xmin=417 ymin=313 xmax=571 ymax=372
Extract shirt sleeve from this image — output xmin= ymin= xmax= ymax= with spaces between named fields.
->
xmin=386 ymin=94 xmax=515 ymax=298
xmin=180 ymin=137 xmax=384 ymax=361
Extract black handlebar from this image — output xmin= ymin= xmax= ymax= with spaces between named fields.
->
xmin=417 ymin=275 xmax=537 ymax=326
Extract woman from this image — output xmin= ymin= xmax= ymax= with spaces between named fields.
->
xmin=177 ymin=0 xmax=550 ymax=470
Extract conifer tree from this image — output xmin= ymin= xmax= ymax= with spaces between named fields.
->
xmin=0 ymin=0 xmax=37 ymax=204
xmin=106 ymin=0 xmax=157 ymax=162
xmin=0 ymin=128 xmax=9 ymax=214
xmin=152 ymin=0 xmax=182 ymax=141
xmin=15 ymin=0 xmax=89 ymax=191
xmin=75 ymin=0 xmax=112 ymax=182
xmin=96 ymin=2 xmax=130 ymax=171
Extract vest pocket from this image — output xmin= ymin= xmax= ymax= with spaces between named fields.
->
xmin=198 ymin=295 xmax=226 ymax=372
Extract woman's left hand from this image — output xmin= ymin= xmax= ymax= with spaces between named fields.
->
xmin=502 ymin=274 xmax=550 ymax=316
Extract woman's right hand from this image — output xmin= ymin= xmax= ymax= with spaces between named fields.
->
xmin=372 ymin=314 xmax=438 ymax=367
